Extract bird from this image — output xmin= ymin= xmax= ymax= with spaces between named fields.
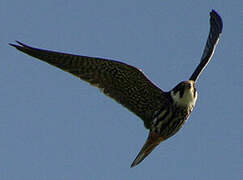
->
xmin=9 ymin=10 xmax=223 ymax=167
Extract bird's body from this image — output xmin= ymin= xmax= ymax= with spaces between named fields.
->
xmin=10 ymin=10 xmax=223 ymax=167
xmin=152 ymin=81 xmax=197 ymax=135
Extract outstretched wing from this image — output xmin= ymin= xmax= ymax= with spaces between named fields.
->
xmin=190 ymin=10 xmax=223 ymax=82
xmin=10 ymin=41 xmax=169 ymax=129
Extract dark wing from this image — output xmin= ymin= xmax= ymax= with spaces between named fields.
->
xmin=190 ymin=10 xmax=223 ymax=82
xmin=10 ymin=41 xmax=170 ymax=129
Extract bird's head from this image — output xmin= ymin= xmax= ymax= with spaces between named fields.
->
xmin=170 ymin=80 xmax=198 ymax=108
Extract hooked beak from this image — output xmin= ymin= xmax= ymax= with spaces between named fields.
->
xmin=130 ymin=131 xmax=164 ymax=168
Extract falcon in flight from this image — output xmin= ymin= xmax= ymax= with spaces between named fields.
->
xmin=10 ymin=10 xmax=223 ymax=167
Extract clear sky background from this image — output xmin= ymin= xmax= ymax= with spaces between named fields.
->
xmin=1 ymin=0 xmax=242 ymax=179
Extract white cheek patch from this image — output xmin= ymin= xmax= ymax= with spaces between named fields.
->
xmin=171 ymin=89 xmax=197 ymax=108
xmin=172 ymin=91 xmax=181 ymax=102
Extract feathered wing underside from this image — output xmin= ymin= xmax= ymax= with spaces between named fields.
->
xmin=190 ymin=10 xmax=223 ymax=82
xmin=9 ymin=41 xmax=169 ymax=128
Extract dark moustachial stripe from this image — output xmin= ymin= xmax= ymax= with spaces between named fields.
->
xmin=179 ymin=87 xmax=185 ymax=98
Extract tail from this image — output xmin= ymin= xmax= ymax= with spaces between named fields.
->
xmin=131 ymin=131 xmax=164 ymax=168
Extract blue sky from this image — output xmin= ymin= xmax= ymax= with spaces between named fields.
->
xmin=1 ymin=0 xmax=242 ymax=179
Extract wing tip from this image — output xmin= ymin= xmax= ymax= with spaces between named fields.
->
xmin=210 ymin=9 xmax=223 ymax=33
xmin=9 ymin=41 xmax=27 ymax=50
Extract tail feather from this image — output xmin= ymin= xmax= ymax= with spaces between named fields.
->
xmin=131 ymin=131 xmax=164 ymax=167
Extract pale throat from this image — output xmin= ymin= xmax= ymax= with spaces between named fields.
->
xmin=171 ymin=88 xmax=198 ymax=109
